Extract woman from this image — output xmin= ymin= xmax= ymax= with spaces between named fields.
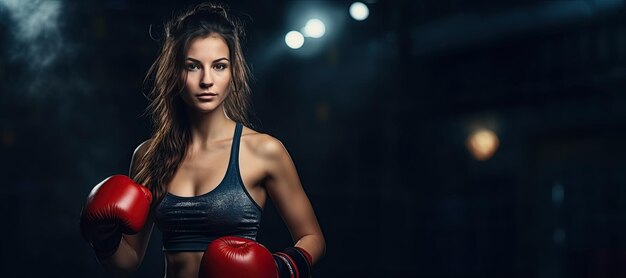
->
xmin=80 ymin=3 xmax=325 ymax=277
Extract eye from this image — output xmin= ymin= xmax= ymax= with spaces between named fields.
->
xmin=185 ymin=63 xmax=200 ymax=71
xmin=213 ymin=63 xmax=228 ymax=71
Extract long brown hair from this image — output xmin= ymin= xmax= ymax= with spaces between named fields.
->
xmin=133 ymin=2 xmax=254 ymax=209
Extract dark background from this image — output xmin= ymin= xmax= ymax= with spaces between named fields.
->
xmin=1 ymin=0 xmax=626 ymax=277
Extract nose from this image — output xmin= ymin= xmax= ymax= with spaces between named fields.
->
xmin=200 ymin=72 xmax=213 ymax=89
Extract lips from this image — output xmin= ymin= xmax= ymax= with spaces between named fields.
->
xmin=196 ymin=92 xmax=217 ymax=96
xmin=195 ymin=92 xmax=217 ymax=101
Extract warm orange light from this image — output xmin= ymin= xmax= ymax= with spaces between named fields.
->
xmin=466 ymin=129 xmax=499 ymax=161
xmin=2 ymin=130 xmax=15 ymax=146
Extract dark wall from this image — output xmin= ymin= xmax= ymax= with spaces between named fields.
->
xmin=1 ymin=0 xmax=625 ymax=277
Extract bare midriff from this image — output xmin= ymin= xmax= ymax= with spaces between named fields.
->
xmin=164 ymin=251 xmax=204 ymax=278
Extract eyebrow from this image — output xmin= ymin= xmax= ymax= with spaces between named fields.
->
xmin=185 ymin=57 xmax=229 ymax=64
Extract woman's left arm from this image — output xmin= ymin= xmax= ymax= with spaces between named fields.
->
xmin=262 ymin=137 xmax=326 ymax=265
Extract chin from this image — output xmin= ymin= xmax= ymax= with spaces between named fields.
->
xmin=194 ymin=107 xmax=218 ymax=113
xmin=194 ymin=103 xmax=223 ymax=113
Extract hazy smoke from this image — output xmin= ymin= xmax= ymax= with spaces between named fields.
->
xmin=0 ymin=0 xmax=93 ymax=102
xmin=1 ymin=0 xmax=63 ymax=68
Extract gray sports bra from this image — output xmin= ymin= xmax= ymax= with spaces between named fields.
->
xmin=154 ymin=122 xmax=263 ymax=252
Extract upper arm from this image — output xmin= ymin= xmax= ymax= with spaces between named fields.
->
xmin=129 ymin=139 xmax=151 ymax=180
xmin=262 ymin=137 xmax=323 ymax=243
xmin=124 ymin=139 xmax=155 ymax=266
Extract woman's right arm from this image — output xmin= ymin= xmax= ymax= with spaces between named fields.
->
xmin=98 ymin=139 xmax=155 ymax=277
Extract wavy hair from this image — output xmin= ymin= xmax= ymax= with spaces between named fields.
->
xmin=133 ymin=2 xmax=254 ymax=209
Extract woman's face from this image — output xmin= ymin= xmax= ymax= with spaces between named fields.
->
xmin=180 ymin=34 xmax=232 ymax=113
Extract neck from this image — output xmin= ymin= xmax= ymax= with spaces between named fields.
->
xmin=186 ymin=105 xmax=235 ymax=149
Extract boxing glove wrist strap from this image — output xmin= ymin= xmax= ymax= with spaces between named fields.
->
xmin=91 ymin=232 xmax=122 ymax=259
xmin=272 ymin=246 xmax=312 ymax=278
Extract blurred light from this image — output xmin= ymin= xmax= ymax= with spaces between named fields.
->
xmin=316 ymin=102 xmax=330 ymax=122
xmin=303 ymin=18 xmax=326 ymax=38
xmin=2 ymin=130 xmax=15 ymax=146
xmin=349 ymin=2 xmax=369 ymax=21
xmin=553 ymin=228 xmax=566 ymax=245
xmin=466 ymin=129 xmax=499 ymax=161
xmin=552 ymin=182 xmax=564 ymax=206
xmin=285 ymin=31 xmax=304 ymax=49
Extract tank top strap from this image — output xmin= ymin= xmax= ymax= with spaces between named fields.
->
xmin=228 ymin=122 xmax=243 ymax=171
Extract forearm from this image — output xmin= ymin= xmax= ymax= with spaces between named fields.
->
xmin=294 ymin=234 xmax=325 ymax=265
xmin=97 ymin=236 xmax=140 ymax=277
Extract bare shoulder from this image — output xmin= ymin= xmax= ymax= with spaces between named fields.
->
xmin=241 ymin=126 xmax=287 ymax=161
xmin=129 ymin=138 xmax=153 ymax=178
xmin=133 ymin=138 xmax=153 ymax=158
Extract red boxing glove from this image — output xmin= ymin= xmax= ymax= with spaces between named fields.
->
xmin=198 ymin=236 xmax=278 ymax=278
xmin=80 ymin=175 xmax=152 ymax=258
